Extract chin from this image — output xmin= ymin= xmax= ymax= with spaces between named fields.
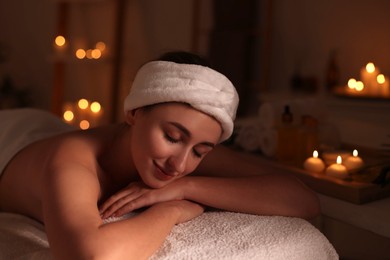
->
xmin=145 ymin=179 xmax=168 ymax=189
xmin=141 ymin=173 xmax=169 ymax=189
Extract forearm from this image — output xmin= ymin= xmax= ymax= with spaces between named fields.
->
xmin=96 ymin=204 xmax=179 ymax=259
xmin=183 ymin=174 xmax=320 ymax=219
xmin=100 ymin=205 xmax=178 ymax=259
xmin=47 ymin=203 xmax=180 ymax=260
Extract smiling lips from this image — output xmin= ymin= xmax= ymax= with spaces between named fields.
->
xmin=153 ymin=161 xmax=176 ymax=181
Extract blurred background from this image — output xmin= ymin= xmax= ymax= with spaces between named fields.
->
xmin=0 ymin=0 xmax=389 ymax=149
xmin=1 ymin=1 xmax=390 ymax=258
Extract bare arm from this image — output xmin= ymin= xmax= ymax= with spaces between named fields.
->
xmin=183 ymin=175 xmax=320 ymax=219
xmin=189 ymin=145 xmax=320 ymax=219
xmin=100 ymin=145 xmax=320 ymax=220
xmin=42 ymin=154 xmax=203 ymax=259
xmin=100 ymin=174 xmax=319 ymax=220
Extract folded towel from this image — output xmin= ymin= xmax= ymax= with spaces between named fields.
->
xmin=0 ymin=212 xmax=338 ymax=260
xmin=0 ymin=108 xmax=75 ymax=176
xmin=234 ymin=118 xmax=262 ymax=152
xmin=123 ymin=61 xmax=239 ymax=142
xmin=106 ymin=211 xmax=338 ymax=260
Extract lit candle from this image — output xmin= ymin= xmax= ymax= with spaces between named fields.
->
xmin=75 ymin=49 xmax=86 ymax=59
xmin=89 ymin=101 xmax=102 ymax=127
xmin=322 ymin=150 xmax=351 ymax=166
xmin=77 ymin=98 xmax=89 ymax=121
xmin=355 ymin=80 xmax=365 ymax=93
xmin=54 ymin=35 xmax=67 ymax=54
xmin=303 ymin=150 xmax=325 ymax=173
xmin=346 ymin=78 xmax=365 ymax=96
xmin=326 ymin=155 xmax=348 ymax=179
xmin=62 ymin=102 xmax=77 ymax=126
xmin=346 ymin=78 xmax=357 ymax=96
xmin=79 ymin=120 xmax=90 ymax=130
xmin=377 ymin=74 xmax=390 ymax=98
xmin=63 ymin=110 xmax=74 ymax=123
xmin=360 ymin=62 xmax=380 ymax=96
xmin=344 ymin=149 xmax=364 ymax=171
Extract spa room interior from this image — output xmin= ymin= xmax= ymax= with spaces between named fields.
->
xmin=0 ymin=0 xmax=389 ymax=259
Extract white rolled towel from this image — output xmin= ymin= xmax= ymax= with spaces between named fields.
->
xmin=234 ymin=117 xmax=262 ymax=152
xmin=235 ymin=124 xmax=262 ymax=152
xmin=259 ymin=128 xmax=278 ymax=157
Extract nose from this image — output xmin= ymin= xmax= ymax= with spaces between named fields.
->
xmin=167 ymin=148 xmax=190 ymax=175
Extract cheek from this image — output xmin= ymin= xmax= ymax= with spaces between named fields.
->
xmin=132 ymin=125 xmax=169 ymax=159
xmin=180 ymin=157 xmax=204 ymax=177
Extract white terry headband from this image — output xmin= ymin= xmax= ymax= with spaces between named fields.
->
xmin=124 ymin=60 xmax=239 ymax=142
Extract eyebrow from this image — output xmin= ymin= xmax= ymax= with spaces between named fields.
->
xmin=168 ymin=122 xmax=216 ymax=148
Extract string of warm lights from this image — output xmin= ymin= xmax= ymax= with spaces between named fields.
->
xmin=63 ymin=98 xmax=103 ymax=130
xmin=54 ymin=35 xmax=107 ymax=60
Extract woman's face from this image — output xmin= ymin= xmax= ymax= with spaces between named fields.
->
xmin=127 ymin=103 xmax=222 ymax=188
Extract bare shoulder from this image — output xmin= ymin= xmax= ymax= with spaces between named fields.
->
xmin=0 ymin=129 xmax=107 ymax=220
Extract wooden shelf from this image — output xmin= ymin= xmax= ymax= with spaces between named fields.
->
xmin=278 ymin=163 xmax=390 ymax=204
xmin=235 ymin=148 xmax=390 ymax=204
xmin=332 ymin=86 xmax=390 ymax=102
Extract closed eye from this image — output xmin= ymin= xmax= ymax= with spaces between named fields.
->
xmin=192 ymin=149 xmax=202 ymax=158
xmin=164 ymin=133 xmax=179 ymax=144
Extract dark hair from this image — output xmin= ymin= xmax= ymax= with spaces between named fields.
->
xmin=156 ymin=51 xmax=211 ymax=67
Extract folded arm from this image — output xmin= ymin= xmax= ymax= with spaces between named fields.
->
xmin=42 ymin=161 xmax=203 ymax=260
xmin=100 ymin=146 xmax=320 ymax=220
xmin=100 ymin=174 xmax=319 ymax=220
xmin=190 ymin=145 xmax=320 ymax=219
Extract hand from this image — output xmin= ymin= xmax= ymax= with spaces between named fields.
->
xmin=99 ymin=179 xmax=186 ymax=219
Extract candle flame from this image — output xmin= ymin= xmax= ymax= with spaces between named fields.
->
xmin=90 ymin=102 xmax=101 ymax=113
xmin=63 ymin=110 xmax=74 ymax=122
xmin=353 ymin=149 xmax=358 ymax=157
xmin=91 ymin=49 xmax=102 ymax=59
xmin=96 ymin=41 xmax=106 ymax=51
xmin=80 ymin=120 xmax=90 ymax=130
xmin=336 ymin=155 xmax=342 ymax=164
xmin=313 ymin=150 xmax=319 ymax=158
xmin=355 ymin=81 xmax=364 ymax=91
xmin=86 ymin=49 xmax=93 ymax=59
xmin=377 ymin=74 xmax=385 ymax=84
xmin=78 ymin=99 xmax=89 ymax=110
xmin=348 ymin=78 xmax=356 ymax=89
xmin=76 ymin=49 xmax=86 ymax=59
xmin=366 ymin=62 xmax=375 ymax=73
xmin=55 ymin=35 xmax=66 ymax=47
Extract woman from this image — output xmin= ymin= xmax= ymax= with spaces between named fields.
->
xmin=0 ymin=51 xmax=320 ymax=259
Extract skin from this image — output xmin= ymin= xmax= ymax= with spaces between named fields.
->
xmin=0 ymin=103 xmax=320 ymax=259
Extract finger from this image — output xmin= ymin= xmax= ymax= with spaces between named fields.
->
xmin=99 ymin=184 xmax=142 ymax=213
xmin=102 ymin=190 xmax=148 ymax=218
xmin=113 ymin=193 xmax=153 ymax=217
xmin=99 ymin=191 xmax=131 ymax=214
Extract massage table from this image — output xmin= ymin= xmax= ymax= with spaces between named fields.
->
xmin=0 ymin=211 xmax=338 ymax=259
xmin=0 ymin=109 xmax=338 ymax=259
